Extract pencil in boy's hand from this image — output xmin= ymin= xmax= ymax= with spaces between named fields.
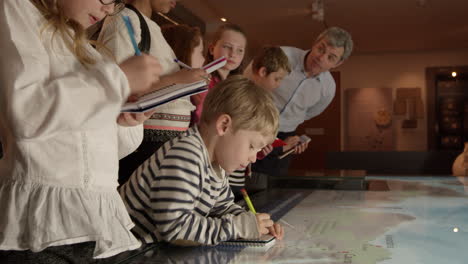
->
xmin=122 ymin=15 xmax=141 ymax=56
xmin=240 ymin=188 xmax=257 ymax=214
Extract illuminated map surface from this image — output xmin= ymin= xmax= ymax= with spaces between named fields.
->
xmin=232 ymin=177 xmax=468 ymax=264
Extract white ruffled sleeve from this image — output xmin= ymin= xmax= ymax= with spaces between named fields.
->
xmin=117 ymin=125 xmax=143 ymax=158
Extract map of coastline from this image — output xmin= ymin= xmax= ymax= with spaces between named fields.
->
xmin=233 ymin=177 xmax=468 ymax=264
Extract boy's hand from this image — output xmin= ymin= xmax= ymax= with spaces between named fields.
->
xmin=282 ymin=136 xmax=310 ymax=154
xmin=255 ymin=213 xmax=274 ymax=235
xmin=268 ymin=223 xmax=284 ymax=240
xmin=283 ymin=136 xmax=300 ymax=152
xmin=261 ymin=144 xmax=274 ymax=157
xmin=294 ymin=141 xmax=310 ymax=154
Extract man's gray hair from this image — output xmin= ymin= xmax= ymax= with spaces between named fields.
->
xmin=316 ymin=27 xmax=353 ymax=61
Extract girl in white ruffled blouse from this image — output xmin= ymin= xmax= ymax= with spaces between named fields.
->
xmin=0 ymin=0 xmax=162 ymax=263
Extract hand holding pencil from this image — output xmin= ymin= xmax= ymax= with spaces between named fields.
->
xmin=119 ymin=15 xmax=162 ymax=96
xmin=174 ymin=58 xmax=211 ymax=83
xmin=119 ymin=55 xmax=162 ymax=96
xmin=240 ymin=189 xmax=285 ymax=240
xmin=173 ymin=68 xmax=210 ymax=84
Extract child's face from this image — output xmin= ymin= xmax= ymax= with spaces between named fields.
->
xmin=215 ymin=125 xmax=269 ymax=174
xmin=210 ymin=30 xmax=246 ymax=72
xmin=60 ymin=0 xmax=115 ymax=29
xmin=255 ymin=67 xmax=289 ymax=92
xmin=190 ymin=36 xmax=205 ymax=68
xmin=151 ymin=0 xmax=177 ymax=14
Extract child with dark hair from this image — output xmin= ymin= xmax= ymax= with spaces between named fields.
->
xmin=161 ymin=24 xmax=205 ymax=69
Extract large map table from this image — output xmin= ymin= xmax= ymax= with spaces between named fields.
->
xmin=114 ymin=176 xmax=468 ymax=264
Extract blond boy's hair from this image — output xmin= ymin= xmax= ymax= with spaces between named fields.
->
xmin=251 ymin=46 xmax=291 ymax=75
xmin=201 ymin=75 xmax=279 ymax=140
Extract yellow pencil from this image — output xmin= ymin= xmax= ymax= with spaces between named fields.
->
xmin=240 ymin=188 xmax=257 ymax=214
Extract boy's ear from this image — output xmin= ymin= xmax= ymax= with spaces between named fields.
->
xmin=258 ymin=67 xmax=268 ymax=78
xmin=215 ymin=114 xmax=232 ymax=136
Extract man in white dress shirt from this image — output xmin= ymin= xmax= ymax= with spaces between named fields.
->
xmin=251 ymin=27 xmax=353 ymax=179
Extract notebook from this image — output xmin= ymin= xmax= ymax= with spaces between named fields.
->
xmin=121 ymin=57 xmax=226 ymax=113
xmin=202 ymin=56 xmax=227 ymax=73
xmin=121 ymin=80 xmax=207 ymax=113
xmin=218 ymin=234 xmax=276 ymax=248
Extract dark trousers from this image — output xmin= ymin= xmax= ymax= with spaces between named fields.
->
xmin=251 ymin=131 xmax=296 ymax=178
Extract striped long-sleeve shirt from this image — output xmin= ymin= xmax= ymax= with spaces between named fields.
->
xmin=228 ymin=168 xmax=248 ymax=188
xmin=119 ymin=126 xmax=259 ymax=245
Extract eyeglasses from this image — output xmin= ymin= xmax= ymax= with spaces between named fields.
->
xmin=99 ymin=0 xmax=126 ymax=16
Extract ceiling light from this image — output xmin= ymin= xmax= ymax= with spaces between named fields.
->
xmin=220 ymin=17 xmax=227 ymax=22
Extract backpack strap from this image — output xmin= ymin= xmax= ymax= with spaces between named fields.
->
xmin=125 ymin=4 xmax=151 ymax=54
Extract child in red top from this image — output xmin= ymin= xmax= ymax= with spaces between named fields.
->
xmin=191 ymin=24 xmax=248 ymax=124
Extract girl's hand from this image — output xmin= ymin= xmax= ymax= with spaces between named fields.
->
xmin=175 ymin=68 xmax=210 ymax=84
xmin=255 ymin=213 xmax=274 ymax=235
xmin=117 ymin=109 xmax=156 ymax=127
xmin=119 ymin=54 xmax=162 ymax=97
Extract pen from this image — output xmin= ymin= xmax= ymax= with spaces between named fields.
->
xmin=174 ymin=58 xmax=192 ymax=69
xmin=174 ymin=58 xmax=211 ymax=82
xmin=240 ymin=188 xmax=257 ymax=214
xmin=122 ymin=15 xmax=141 ymax=56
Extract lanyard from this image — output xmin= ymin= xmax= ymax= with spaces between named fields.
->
xmin=279 ymin=77 xmax=308 ymax=115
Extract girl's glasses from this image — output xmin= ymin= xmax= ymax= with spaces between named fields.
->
xmin=99 ymin=0 xmax=125 ymax=16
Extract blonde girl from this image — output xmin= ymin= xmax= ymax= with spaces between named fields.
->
xmin=0 ymin=0 xmax=161 ymax=262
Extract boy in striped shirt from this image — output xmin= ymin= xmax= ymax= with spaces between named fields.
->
xmin=229 ymin=46 xmax=292 ymax=199
xmin=119 ymin=76 xmax=284 ymax=245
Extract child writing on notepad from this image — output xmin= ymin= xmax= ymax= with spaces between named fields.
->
xmin=97 ymin=0 xmax=210 ymax=185
xmin=119 ymin=76 xmax=284 ymax=245
xmin=229 ymin=46 xmax=291 ymax=199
